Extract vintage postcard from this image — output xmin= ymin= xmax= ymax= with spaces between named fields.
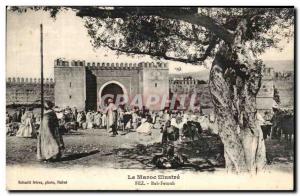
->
xmin=6 ymin=6 xmax=295 ymax=191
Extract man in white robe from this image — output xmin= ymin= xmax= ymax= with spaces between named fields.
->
xmin=86 ymin=111 xmax=94 ymax=129
xmin=94 ymin=112 xmax=102 ymax=128
xmin=105 ymin=98 xmax=118 ymax=136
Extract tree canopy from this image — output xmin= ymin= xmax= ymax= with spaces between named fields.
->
xmin=9 ymin=6 xmax=294 ymax=65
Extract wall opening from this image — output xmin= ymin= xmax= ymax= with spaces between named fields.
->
xmin=100 ymin=83 xmax=124 ymax=106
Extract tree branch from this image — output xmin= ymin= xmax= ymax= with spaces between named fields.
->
xmin=76 ymin=7 xmax=235 ymax=44
xmin=101 ymin=40 xmax=216 ymax=64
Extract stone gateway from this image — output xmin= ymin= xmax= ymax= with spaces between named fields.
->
xmin=54 ymin=58 xmax=169 ymax=111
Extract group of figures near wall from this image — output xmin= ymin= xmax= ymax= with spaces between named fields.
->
xmin=6 ymin=98 xmax=290 ymax=166
xmin=6 ymin=107 xmax=39 ymax=138
xmin=6 ymin=98 xmax=219 ymax=164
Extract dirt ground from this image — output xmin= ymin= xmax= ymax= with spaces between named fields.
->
xmin=6 ymin=128 xmax=294 ymax=173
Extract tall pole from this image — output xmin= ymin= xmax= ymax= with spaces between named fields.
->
xmin=40 ymin=24 xmax=44 ymax=119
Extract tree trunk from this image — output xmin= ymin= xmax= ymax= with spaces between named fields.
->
xmin=208 ymin=43 xmax=266 ymax=173
xmin=208 ymin=18 xmax=267 ymax=173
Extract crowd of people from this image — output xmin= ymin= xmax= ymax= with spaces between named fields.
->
xmin=6 ymin=97 xmax=277 ymax=166
xmin=5 ymin=97 xmax=223 ymax=164
xmin=45 ymin=98 xmax=214 ymax=139
xmin=6 ymin=107 xmax=39 ymax=138
xmin=6 ymin=100 xmax=219 ymax=141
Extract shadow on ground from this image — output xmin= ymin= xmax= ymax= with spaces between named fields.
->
xmin=112 ymin=134 xmax=225 ymax=171
xmin=6 ymin=130 xmax=294 ymax=172
xmin=60 ymin=150 xmax=100 ymax=162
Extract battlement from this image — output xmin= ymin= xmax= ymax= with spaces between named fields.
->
xmin=54 ymin=59 xmax=168 ymax=70
xmin=138 ymin=61 xmax=168 ymax=69
xmin=169 ymin=77 xmax=207 ymax=85
xmin=170 ymin=78 xmax=196 ymax=85
xmin=86 ymin=61 xmax=140 ymax=69
xmin=6 ymin=77 xmax=54 ymax=84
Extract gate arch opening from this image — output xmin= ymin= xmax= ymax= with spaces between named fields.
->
xmin=98 ymin=81 xmax=127 ymax=109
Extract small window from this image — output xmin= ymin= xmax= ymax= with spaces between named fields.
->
xmin=70 ymin=82 xmax=72 ymax=88
xmin=155 ymin=83 xmax=157 ymax=87
xmin=69 ymin=95 xmax=72 ymax=99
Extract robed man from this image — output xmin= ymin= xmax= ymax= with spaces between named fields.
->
xmin=105 ymin=98 xmax=118 ymax=136
xmin=37 ymin=101 xmax=65 ymax=162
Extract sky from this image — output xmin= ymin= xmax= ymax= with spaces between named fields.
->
xmin=6 ymin=9 xmax=294 ymax=78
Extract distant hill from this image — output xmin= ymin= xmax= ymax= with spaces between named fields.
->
xmin=264 ymin=60 xmax=294 ymax=72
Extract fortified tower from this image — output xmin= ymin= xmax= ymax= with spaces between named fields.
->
xmin=54 ymin=59 xmax=86 ymax=111
xmin=139 ymin=61 xmax=169 ymax=110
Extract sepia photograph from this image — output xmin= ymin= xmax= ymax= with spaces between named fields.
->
xmin=5 ymin=6 xmax=295 ymax=191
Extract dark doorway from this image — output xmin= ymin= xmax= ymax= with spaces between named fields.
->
xmin=86 ymin=70 xmax=97 ymax=111
xmin=101 ymin=83 xmax=124 ymax=105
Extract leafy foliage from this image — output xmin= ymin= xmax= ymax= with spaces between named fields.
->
xmin=8 ymin=6 xmax=294 ymax=65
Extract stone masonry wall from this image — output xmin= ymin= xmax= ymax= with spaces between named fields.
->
xmin=6 ymin=77 xmax=54 ymax=105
